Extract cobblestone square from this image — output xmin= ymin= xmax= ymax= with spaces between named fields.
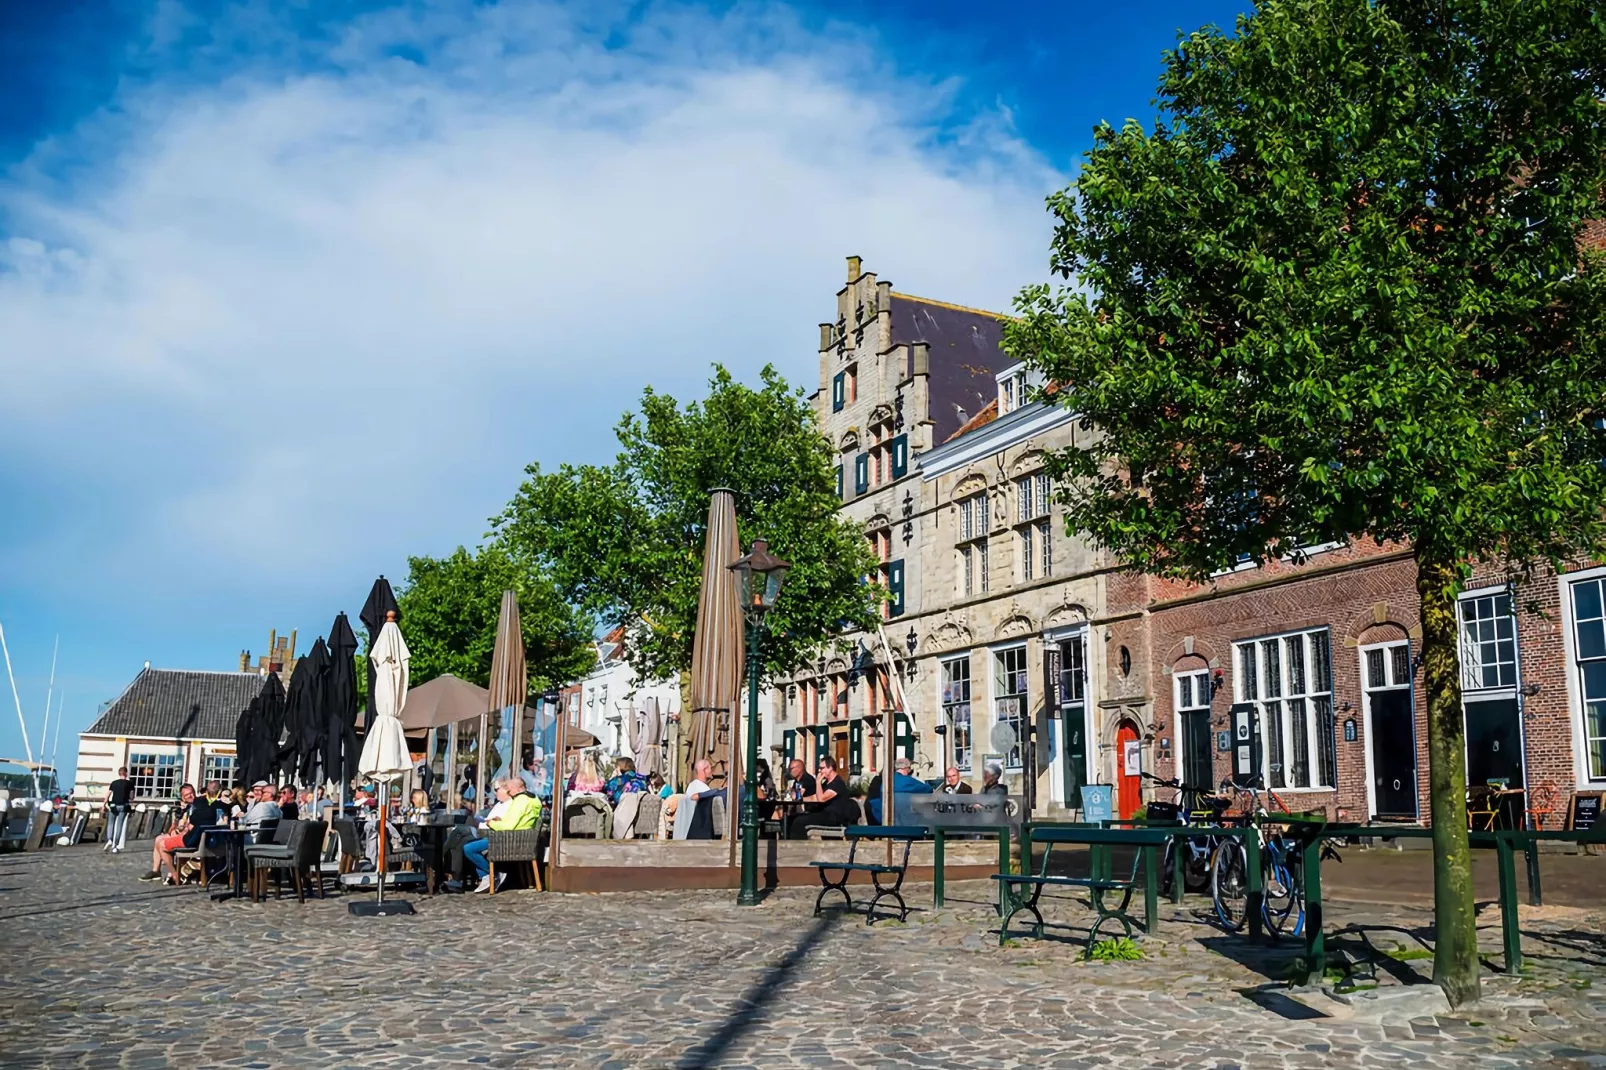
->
xmin=2 ymin=846 xmax=1603 ymax=1068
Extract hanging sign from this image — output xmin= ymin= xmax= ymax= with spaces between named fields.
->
xmin=1230 ymin=702 xmax=1262 ymax=787
xmin=1123 ymin=739 xmax=1142 ymax=777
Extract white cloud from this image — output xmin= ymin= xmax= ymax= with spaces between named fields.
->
xmin=0 ymin=0 xmax=1062 ymax=616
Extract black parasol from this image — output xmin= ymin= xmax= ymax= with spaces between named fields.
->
xmin=234 ymin=696 xmax=262 ymax=787
xmin=296 ymin=637 xmax=331 ymax=784
xmin=277 ymin=638 xmax=328 ymax=783
xmin=359 ymin=576 xmax=400 ymax=733
xmin=324 ymin=613 xmax=361 ymax=790
xmin=249 ymin=673 xmax=286 ymax=785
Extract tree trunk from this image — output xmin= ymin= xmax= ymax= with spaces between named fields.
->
xmin=1416 ymin=553 xmax=1481 ymax=1007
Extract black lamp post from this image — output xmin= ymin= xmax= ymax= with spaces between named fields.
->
xmin=728 ymin=537 xmax=790 ymax=906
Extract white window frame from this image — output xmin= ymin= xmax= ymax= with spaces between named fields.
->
xmin=1019 ymin=524 xmax=1035 ymax=583
xmin=201 ymin=753 xmax=238 ymax=791
xmin=955 ymin=491 xmax=990 ymax=597
xmin=1559 ymin=564 xmax=1606 ymax=786
xmin=1233 ymin=628 xmax=1335 ymax=791
xmin=127 ymin=751 xmax=182 ymax=801
xmin=941 ymin=656 xmax=974 ymax=773
xmin=991 ymin=643 xmax=1029 ymax=770
xmin=1457 ymin=584 xmax=1520 ymax=696
xmin=1174 ymin=668 xmax=1214 ymax=790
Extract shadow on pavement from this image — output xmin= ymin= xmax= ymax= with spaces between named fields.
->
xmin=1240 ymin=985 xmax=1329 ymax=1020
xmin=4 ymin=887 xmax=195 ymax=919
xmin=675 ymin=912 xmax=839 ymax=1069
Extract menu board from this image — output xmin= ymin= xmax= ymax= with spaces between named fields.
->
xmin=1568 ymin=791 xmax=1601 ymax=832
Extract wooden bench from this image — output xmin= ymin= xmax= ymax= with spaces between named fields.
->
xmin=993 ymin=825 xmax=1170 ymax=955
xmin=809 ymin=825 xmax=923 ymax=924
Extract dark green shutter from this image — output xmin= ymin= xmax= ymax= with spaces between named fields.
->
xmin=854 ymin=453 xmax=869 ymax=494
xmin=890 ymin=434 xmax=908 ymax=478
xmin=894 ymin=711 xmax=915 ymax=762
xmin=832 ymin=373 xmax=846 ymax=412
xmin=783 ymin=729 xmax=796 ymax=763
xmin=835 ymin=465 xmax=844 ymax=499
xmin=849 ymin=720 xmax=863 ymax=775
xmin=887 ymin=560 xmax=905 ymax=617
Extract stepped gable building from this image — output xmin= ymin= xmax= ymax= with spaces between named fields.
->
xmin=73 ymin=666 xmax=263 ymax=802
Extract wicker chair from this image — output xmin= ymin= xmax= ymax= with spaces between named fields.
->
xmin=564 ymin=796 xmax=612 ymax=838
xmin=486 ymin=810 xmax=549 ymax=894
xmin=631 ymin=793 xmax=661 ymax=839
xmin=245 ymin=821 xmax=327 ymax=902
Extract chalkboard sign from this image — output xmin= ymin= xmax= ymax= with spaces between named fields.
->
xmin=1568 ymin=791 xmax=1602 ymax=832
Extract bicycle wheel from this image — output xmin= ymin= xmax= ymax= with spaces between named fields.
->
xmin=1262 ymin=860 xmax=1304 ymax=939
xmin=1211 ymin=837 xmax=1249 ymax=932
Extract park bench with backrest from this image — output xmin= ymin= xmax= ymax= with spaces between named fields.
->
xmin=809 ymin=825 xmax=923 ymax=924
xmin=994 ymin=825 xmax=1171 ymax=954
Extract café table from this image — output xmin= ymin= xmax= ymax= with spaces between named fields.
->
xmin=204 ymin=827 xmax=256 ymax=901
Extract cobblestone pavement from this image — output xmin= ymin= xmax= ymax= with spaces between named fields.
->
xmin=1 ymin=845 xmax=1603 ymax=1068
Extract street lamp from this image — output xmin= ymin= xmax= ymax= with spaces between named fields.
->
xmin=728 ymin=537 xmax=790 ymax=906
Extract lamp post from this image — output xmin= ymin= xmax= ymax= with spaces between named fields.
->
xmin=728 ymin=537 xmax=790 ymax=906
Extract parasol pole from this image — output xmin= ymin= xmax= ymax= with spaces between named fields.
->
xmin=37 ymin=635 xmax=57 ymax=774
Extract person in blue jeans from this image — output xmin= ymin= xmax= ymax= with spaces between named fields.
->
xmin=462 ymin=777 xmax=541 ymax=892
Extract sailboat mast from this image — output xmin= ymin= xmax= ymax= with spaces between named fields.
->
xmin=0 ymin=619 xmax=39 ymax=796
xmin=38 ymin=636 xmax=58 ymax=765
xmin=50 ymin=692 xmax=65 ymax=792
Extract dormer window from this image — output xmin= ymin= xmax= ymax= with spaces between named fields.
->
xmin=996 ymin=365 xmax=1042 ymax=414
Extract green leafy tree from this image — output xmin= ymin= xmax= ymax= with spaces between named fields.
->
xmin=495 ymin=364 xmax=880 ymax=684
xmin=1006 ymin=0 xmax=1606 ymax=1005
xmin=395 ymin=545 xmax=597 ymax=697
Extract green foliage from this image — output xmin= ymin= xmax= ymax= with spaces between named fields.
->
xmin=395 ymin=544 xmax=597 ymax=697
xmin=1006 ymin=0 xmax=1606 ymax=579
xmin=495 ymin=364 xmax=880 ymax=685
xmin=1089 ymin=937 xmax=1144 ymax=962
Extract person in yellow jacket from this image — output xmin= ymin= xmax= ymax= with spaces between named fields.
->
xmin=463 ymin=776 xmax=541 ymax=892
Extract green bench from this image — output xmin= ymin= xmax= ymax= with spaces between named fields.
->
xmin=994 ymin=825 xmax=1171 ymax=954
xmin=809 ymin=825 xmax=923 ymax=924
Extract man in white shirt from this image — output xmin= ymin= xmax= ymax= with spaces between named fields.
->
xmin=244 ymin=781 xmax=283 ymax=827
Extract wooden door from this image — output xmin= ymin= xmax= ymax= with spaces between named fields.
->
xmin=1116 ymin=721 xmax=1143 ymax=819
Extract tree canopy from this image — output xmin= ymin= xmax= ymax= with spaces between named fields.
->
xmin=495 ymin=364 xmax=880 ymax=685
xmin=1009 ymin=0 xmax=1606 ymax=581
xmin=395 ymin=544 xmax=597 ymax=698
xmin=1005 ymin=0 xmax=1606 ymax=1006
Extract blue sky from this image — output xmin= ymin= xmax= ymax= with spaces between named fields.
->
xmin=0 ymin=0 xmax=1253 ymax=785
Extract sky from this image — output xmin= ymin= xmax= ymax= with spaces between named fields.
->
xmin=0 ymin=0 xmax=1254 ymax=786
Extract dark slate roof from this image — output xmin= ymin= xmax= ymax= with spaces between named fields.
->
xmin=84 ymin=668 xmax=264 ymax=742
xmin=888 ymin=293 xmax=1008 ymax=445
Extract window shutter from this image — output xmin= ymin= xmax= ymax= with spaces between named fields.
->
xmin=849 ymin=720 xmax=863 ymax=775
xmin=783 ymin=729 xmax=796 ymax=763
xmin=832 ymin=372 xmax=846 ymax=412
xmin=835 ymin=465 xmax=844 ymax=499
xmin=890 ymin=434 xmax=908 ymax=478
xmin=894 ymin=711 xmax=915 ymax=762
xmin=854 ymin=454 xmax=869 ymax=494
xmin=887 ymin=559 xmax=905 ymax=617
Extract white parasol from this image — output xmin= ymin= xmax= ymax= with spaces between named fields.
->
xmin=352 ymin=612 xmax=412 ymax=916
xmin=360 ymin=617 xmax=412 ymax=781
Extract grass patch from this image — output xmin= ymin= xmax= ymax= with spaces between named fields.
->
xmin=1386 ymin=948 xmax=1432 ymax=962
xmin=1089 ymin=937 xmax=1144 ymax=962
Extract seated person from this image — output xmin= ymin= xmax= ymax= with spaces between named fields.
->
xmin=939 ymin=766 xmax=974 ymax=795
xmin=786 ymin=757 xmax=859 ymax=839
xmin=981 ymin=761 xmax=1008 ymax=796
xmin=244 ymin=781 xmax=283 ymax=827
xmin=605 ymin=757 xmax=650 ymax=805
xmin=784 ymin=758 xmax=816 ymax=800
xmin=567 ymin=753 xmax=609 ymax=797
xmin=865 ymin=758 xmax=934 ymax=824
xmin=674 ymin=759 xmax=726 ymax=840
xmin=277 ymin=785 xmax=299 ymax=821
xmin=463 ymin=776 xmax=541 ymax=892
xmin=142 ymin=783 xmax=198 ymax=883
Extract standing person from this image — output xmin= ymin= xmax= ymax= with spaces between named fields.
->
xmin=786 ymin=756 xmax=859 ymax=839
xmin=940 ymin=767 xmax=974 ymax=795
xmin=103 ymin=767 xmax=133 ymax=853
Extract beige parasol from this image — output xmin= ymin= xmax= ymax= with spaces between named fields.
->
xmin=485 ymin=590 xmax=526 ymax=788
xmin=687 ymin=488 xmax=744 ymax=789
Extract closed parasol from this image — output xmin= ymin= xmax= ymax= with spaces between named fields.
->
xmin=252 ymin=672 xmax=287 ymax=785
xmin=323 ymin=613 xmax=360 ymax=792
xmin=359 ymin=577 xmax=400 ymax=729
xmin=687 ymin=488 xmax=744 ymax=787
xmin=277 ymin=637 xmax=328 ymax=784
xmin=485 ymin=590 xmax=526 ymax=791
xmin=353 ymin=611 xmax=413 ymax=916
xmin=626 ymin=696 xmax=663 ymax=777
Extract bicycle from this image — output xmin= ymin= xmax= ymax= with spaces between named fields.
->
xmin=1209 ymin=776 xmax=1340 ymax=939
xmin=1140 ymin=772 xmax=1230 ymax=895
